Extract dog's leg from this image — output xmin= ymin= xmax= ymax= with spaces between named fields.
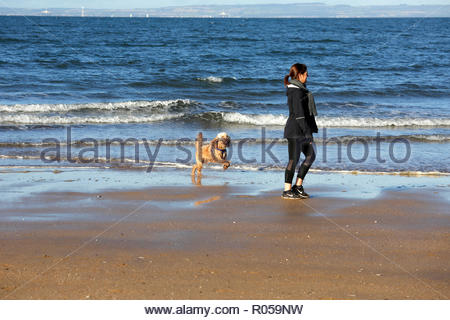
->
xmin=191 ymin=168 xmax=202 ymax=185
xmin=191 ymin=163 xmax=203 ymax=175
xmin=192 ymin=132 xmax=203 ymax=176
xmin=196 ymin=132 xmax=203 ymax=165
xmin=191 ymin=170 xmax=202 ymax=185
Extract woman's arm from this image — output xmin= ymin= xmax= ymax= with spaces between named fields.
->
xmin=292 ymin=89 xmax=307 ymax=134
xmin=292 ymin=89 xmax=306 ymax=119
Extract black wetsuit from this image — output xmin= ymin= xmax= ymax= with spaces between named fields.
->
xmin=283 ymin=83 xmax=318 ymax=184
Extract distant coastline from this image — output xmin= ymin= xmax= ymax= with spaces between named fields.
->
xmin=0 ymin=3 xmax=449 ymax=18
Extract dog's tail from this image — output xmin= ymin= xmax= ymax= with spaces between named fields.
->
xmin=195 ymin=132 xmax=203 ymax=164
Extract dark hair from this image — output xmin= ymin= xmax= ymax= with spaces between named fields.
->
xmin=284 ymin=63 xmax=307 ymax=86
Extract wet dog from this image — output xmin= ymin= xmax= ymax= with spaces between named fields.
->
xmin=191 ymin=132 xmax=231 ymax=177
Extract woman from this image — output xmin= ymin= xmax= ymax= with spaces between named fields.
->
xmin=282 ymin=63 xmax=318 ymax=199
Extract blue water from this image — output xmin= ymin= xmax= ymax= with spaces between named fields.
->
xmin=0 ymin=17 xmax=449 ymax=173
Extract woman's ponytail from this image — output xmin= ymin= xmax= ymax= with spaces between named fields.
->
xmin=284 ymin=63 xmax=307 ymax=86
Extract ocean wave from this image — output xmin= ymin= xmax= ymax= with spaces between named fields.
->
xmin=319 ymin=88 xmax=449 ymax=98
xmin=0 ymin=124 xmax=67 ymax=131
xmin=0 ymin=139 xmax=197 ymax=148
xmin=221 ymin=112 xmax=287 ymax=126
xmin=196 ymin=76 xmax=236 ymax=83
xmin=218 ymin=113 xmax=450 ymax=128
xmin=0 ymin=36 xmax=25 ymax=44
xmin=318 ymin=117 xmax=450 ymax=128
xmin=2 ymin=134 xmax=449 ymax=149
xmin=1 ymin=103 xmax=450 ymax=128
xmin=316 ymin=134 xmax=450 ymax=144
xmin=0 ymin=99 xmax=193 ymax=113
xmin=0 ymin=113 xmax=184 ymax=125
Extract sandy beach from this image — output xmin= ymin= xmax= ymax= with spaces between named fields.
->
xmin=0 ymin=168 xmax=448 ymax=299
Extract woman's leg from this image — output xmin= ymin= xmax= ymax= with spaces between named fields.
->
xmin=284 ymin=138 xmax=301 ymax=191
xmin=295 ymin=141 xmax=316 ymax=186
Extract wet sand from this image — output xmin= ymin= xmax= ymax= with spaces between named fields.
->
xmin=0 ymin=169 xmax=449 ymax=299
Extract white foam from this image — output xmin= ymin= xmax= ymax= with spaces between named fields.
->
xmin=221 ymin=112 xmax=287 ymax=126
xmin=0 ymin=99 xmax=191 ymax=113
xmin=196 ymin=76 xmax=236 ymax=83
xmin=2 ymin=102 xmax=450 ymax=128
xmin=308 ymin=168 xmax=450 ymax=177
xmin=317 ymin=117 xmax=450 ymax=128
xmin=1 ymin=160 xmax=448 ymax=176
xmin=0 ymin=113 xmax=184 ymax=125
xmin=415 ymin=134 xmax=450 ymax=142
xmin=0 ymin=155 xmax=41 ymax=160
xmin=221 ymin=112 xmax=450 ymax=128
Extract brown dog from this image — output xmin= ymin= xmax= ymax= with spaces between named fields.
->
xmin=191 ymin=132 xmax=231 ymax=176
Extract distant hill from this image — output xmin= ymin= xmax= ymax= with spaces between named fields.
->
xmin=1 ymin=3 xmax=449 ymax=18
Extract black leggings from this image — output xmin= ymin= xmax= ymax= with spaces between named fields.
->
xmin=284 ymin=138 xmax=316 ymax=184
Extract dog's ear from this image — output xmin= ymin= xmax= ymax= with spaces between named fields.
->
xmin=210 ymin=137 xmax=218 ymax=147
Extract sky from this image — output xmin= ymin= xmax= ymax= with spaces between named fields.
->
xmin=0 ymin=1 xmax=447 ymax=9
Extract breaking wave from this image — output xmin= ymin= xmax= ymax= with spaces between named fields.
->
xmin=1 ymin=100 xmax=449 ymax=128
xmin=0 ymin=113 xmax=184 ymax=125
xmin=196 ymin=76 xmax=237 ymax=83
xmin=0 ymin=99 xmax=193 ymax=113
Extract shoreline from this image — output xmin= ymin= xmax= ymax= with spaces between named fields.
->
xmin=1 ymin=164 xmax=449 ymax=176
xmin=0 ymin=168 xmax=449 ymax=299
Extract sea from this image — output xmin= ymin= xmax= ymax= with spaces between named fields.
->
xmin=0 ymin=16 xmax=449 ymax=176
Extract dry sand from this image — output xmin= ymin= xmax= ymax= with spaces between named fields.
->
xmin=0 ymin=178 xmax=449 ymax=299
